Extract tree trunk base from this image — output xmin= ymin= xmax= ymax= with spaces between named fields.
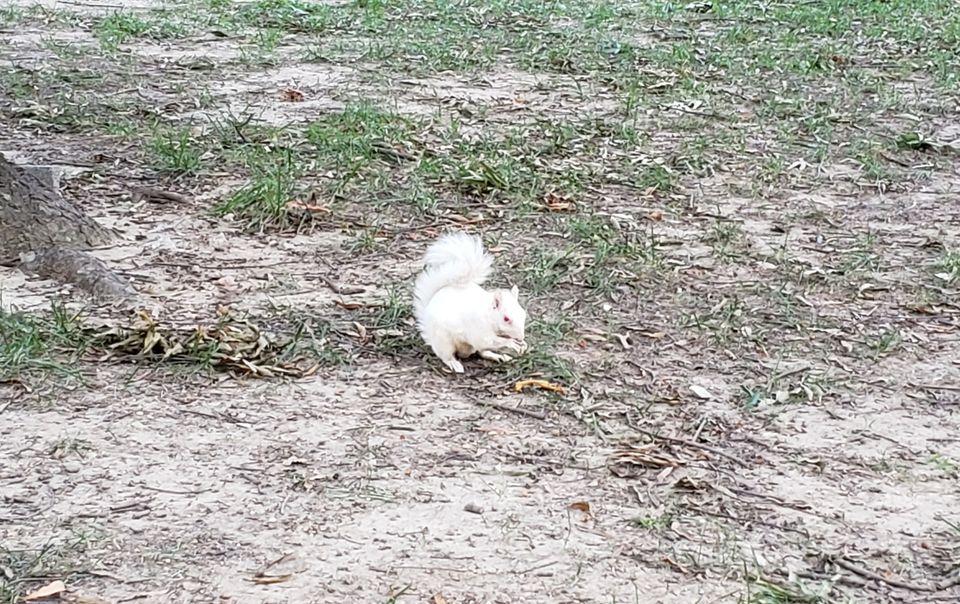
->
xmin=0 ymin=153 xmax=135 ymax=303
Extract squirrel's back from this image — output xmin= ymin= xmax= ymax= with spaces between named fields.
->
xmin=413 ymin=232 xmax=493 ymax=324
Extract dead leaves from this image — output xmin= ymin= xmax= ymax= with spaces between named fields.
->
xmin=285 ymin=191 xmax=330 ymax=219
xmin=568 ymin=500 xmax=593 ymax=522
xmin=21 ymin=580 xmax=115 ymax=604
xmin=250 ymin=553 xmax=306 ymax=585
xmin=608 ymin=443 xmax=684 ymax=479
xmin=540 ymin=191 xmax=577 ymax=213
xmin=279 ymin=88 xmax=305 ymax=102
xmin=90 ymin=310 xmax=317 ymax=378
xmin=514 ymin=379 xmax=567 ymax=395
xmin=24 ymin=581 xmax=66 ymax=601
xmin=286 ymin=198 xmax=329 ymax=215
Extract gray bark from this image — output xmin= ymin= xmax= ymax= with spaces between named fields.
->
xmin=0 ymin=154 xmax=135 ymax=302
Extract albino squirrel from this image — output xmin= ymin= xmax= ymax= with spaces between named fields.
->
xmin=413 ymin=232 xmax=528 ymax=373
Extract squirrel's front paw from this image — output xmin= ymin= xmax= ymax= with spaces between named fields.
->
xmin=444 ymin=359 xmax=465 ymax=373
xmin=479 ymin=350 xmax=512 ymax=363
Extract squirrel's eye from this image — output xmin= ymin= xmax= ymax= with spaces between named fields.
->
xmin=503 ymin=316 xmax=511 ymax=323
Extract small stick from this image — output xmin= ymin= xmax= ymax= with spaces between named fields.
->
xmin=139 ymin=484 xmax=211 ymax=495
xmin=828 ymin=555 xmax=934 ymax=592
xmin=319 ymin=275 xmax=365 ymax=295
xmin=626 ymin=421 xmax=748 ymax=467
xmin=131 ymin=186 xmax=190 ymax=204
xmin=910 ymin=383 xmax=960 ymax=392
xmin=477 ymin=399 xmax=547 ymax=420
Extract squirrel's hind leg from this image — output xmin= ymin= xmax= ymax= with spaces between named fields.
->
xmin=430 ymin=339 xmax=465 ymax=374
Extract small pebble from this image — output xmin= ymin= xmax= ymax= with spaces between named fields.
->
xmin=463 ymin=503 xmax=484 ymax=515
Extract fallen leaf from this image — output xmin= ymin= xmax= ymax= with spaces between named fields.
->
xmin=568 ymin=501 xmax=593 ymax=521
xmin=286 ymin=199 xmax=329 ymax=214
xmin=333 ymin=300 xmax=364 ymax=311
xmin=280 ymin=88 xmax=305 ymax=102
xmin=24 ymin=580 xmax=66 ymax=601
xmin=541 ymin=191 xmax=577 ymax=213
xmin=637 ymin=331 xmax=666 ymax=339
xmin=672 ymin=476 xmax=708 ymax=492
xmin=253 ymin=552 xmax=307 ymax=583
xmin=515 ymin=379 xmax=567 ymax=395
xmin=656 ymin=466 xmax=675 ymax=481
xmin=431 ymin=595 xmax=449 ymax=604
xmin=690 ymin=385 xmax=712 ymax=400
xmin=351 ymin=322 xmax=367 ymax=341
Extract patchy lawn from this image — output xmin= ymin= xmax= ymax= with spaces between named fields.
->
xmin=2 ymin=0 xmax=959 ymax=602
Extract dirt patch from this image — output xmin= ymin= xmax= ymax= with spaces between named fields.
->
xmin=3 ymin=1 xmax=960 ymax=603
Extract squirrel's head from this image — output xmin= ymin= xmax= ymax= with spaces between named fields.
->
xmin=492 ymin=285 xmax=527 ymax=342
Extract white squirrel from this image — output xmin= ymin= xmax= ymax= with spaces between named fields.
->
xmin=413 ymin=232 xmax=528 ymax=373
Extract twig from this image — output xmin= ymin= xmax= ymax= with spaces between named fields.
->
xmin=319 ymin=275 xmax=365 ymax=295
xmin=826 ymin=554 xmax=934 ymax=592
xmin=181 ymin=408 xmax=248 ymax=425
xmin=84 ymin=569 xmax=151 ymax=584
xmin=54 ymin=0 xmax=126 ymax=7
xmin=514 ymin=559 xmax=558 ymax=575
xmin=139 ymin=484 xmax=211 ymax=495
xmin=937 ymin=574 xmax=960 ymax=591
xmin=688 ymin=504 xmax=809 ymax=537
xmin=910 ymin=382 xmax=960 ymax=392
xmin=476 ymin=399 xmax=547 ymax=420
xmin=372 ymin=142 xmax=419 ymax=163
xmin=879 ymin=152 xmax=913 ymax=168
xmin=625 ymin=419 xmax=748 ymax=467
xmin=131 ymin=186 xmax=190 ymax=204
xmin=149 ymin=260 xmax=300 ymax=270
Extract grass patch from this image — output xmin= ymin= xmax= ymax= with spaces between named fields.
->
xmin=739 ymin=575 xmax=832 ymax=603
xmin=0 ymin=532 xmax=102 ymax=603
xmin=147 ymin=125 xmax=205 ymax=175
xmin=306 ymin=102 xmax=416 ymax=179
xmin=228 ymin=0 xmax=334 ymax=33
xmin=935 ymin=248 xmax=960 ymax=283
xmin=96 ymin=11 xmax=187 ymax=50
xmin=0 ymin=304 xmax=89 ymax=385
xmin=213 ymin=149 xmax=302 ymax=229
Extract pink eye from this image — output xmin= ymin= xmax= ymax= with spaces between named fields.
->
xmin=503 ymin=316 xmax=511 ymax=323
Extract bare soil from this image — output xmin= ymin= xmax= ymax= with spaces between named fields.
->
xmin=2 ymin=1 xmax=959 ymax=603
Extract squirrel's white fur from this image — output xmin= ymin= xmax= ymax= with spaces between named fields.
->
xmin=413 ymin=232 xmax=527 ymax=373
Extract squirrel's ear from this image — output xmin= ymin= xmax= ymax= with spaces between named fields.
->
xmin=510 ymin=285 xmax=519 ymax=299
xmin=493 ymin=291 xmax=502 ymax=309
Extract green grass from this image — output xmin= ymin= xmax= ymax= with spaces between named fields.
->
xmin=0 ymin=304 xmax=89 ymax=384
xmin=738 ymin=576 xmax=832 ymax=604
xmin=227 ymin=0 xmax=334 ymax=33
xmin=0 ymin=532 xmax=101 ymax=603
xmin=306 ymin=102 xmax=416 ymax=176
xmin=147 ymin=125 xmax=205 ymax=175
xmin=935 ymin=249 xmax=960 ymax=283
xmin=96 ymin=11 xmax=187 ymax=50
xmin=521 ymin=246 xmax=574 ymax=295
xmin=213 ymin=149 xmax=302 ymax=229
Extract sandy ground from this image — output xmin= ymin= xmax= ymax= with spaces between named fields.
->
xmin=2 ymin=1 xmax=960 ymax=603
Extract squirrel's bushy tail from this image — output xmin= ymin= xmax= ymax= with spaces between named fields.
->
xmin=413 ymin=232 xmax=493 ymax=322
